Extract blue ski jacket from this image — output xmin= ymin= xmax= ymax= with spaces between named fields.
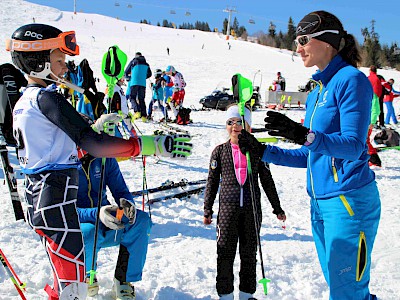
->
xmin=76 ymin=157 xmax=133 ymax=223
xmin=124 ymin=55 xmax=152 ymax=88
xmin=263 ymin=55 xmax=375 ymax=199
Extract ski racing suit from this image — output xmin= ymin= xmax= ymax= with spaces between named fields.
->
xmin=262 ymin=55 xmax=381 ymax=300
xmin=13 ymin=85 xmax=141 ymax=300
xmin=77 ymin=156 xmax=151 ymax=283
xmin=169 ymin=71 xmax=186 ymax=118
xmin=204 ymin=141 xmax=284 ymax=296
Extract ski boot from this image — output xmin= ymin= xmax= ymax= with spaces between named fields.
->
xmin=112 ymin=277 xmax=135 ymax=300
xmin=239 ymin=291 xmax=257 ymax=300
xmin=219 ymin=293 xmax=233 ymax=300
xmin=86 ymin=276 xmax=99 ymax=297
xmin=369 ymin=153 xmax=382 ymax=167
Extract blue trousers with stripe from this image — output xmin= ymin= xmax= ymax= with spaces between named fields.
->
xmin=311 ymin=181 xmax=380 ymax=300
xmin=81 ymin=210 xmax=151 ymax=282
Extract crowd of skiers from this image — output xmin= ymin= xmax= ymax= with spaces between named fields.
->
xmin=122 ymin=51 xmax=187 ymax=123
xmin=2 ymin=7 xmax=399 ymax=300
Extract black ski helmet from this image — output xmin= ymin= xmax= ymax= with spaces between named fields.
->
xmin=8 ymin=23 xmax=78 ymax=75
xmin=155 ymin=68 xmax=162 ymax=77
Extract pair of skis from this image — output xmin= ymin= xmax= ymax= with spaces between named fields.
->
xmin=148 ymin=185 xmax=205 ymax=204
xmin=131 ymin=178 xmax=206 ymax=204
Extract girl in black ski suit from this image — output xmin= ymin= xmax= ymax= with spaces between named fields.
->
xmin=203 ymin=105 xmax=286 ymax=300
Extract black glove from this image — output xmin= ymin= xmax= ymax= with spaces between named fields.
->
xmin=265 ymin=111 xmax=309 ymax=145
xmin=238 ymin=129 xmax=266 ymax=159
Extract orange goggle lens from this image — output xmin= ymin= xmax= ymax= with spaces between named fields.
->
xmin=5 ymin=31 xmax=79 ymax=56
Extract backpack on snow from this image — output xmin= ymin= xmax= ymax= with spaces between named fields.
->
xmin=0 ymin=63 xmax=27 ymax=146
xmin=176 ymin=107 xmax=191 ymax=125
xmin=374 ymin=128 xmax=400 ymax=147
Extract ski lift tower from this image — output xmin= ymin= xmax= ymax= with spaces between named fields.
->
xmin=223 ymin=6 xmax=236 ymax=39
xmin=73 ymin=0 xmax=76 ymax=14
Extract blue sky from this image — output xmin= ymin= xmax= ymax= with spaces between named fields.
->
xmin=29 ymin=0 xmax=399 ymax=45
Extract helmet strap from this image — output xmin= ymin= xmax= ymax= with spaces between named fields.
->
xmin=30 ymin=62 xmax=84 ymax=93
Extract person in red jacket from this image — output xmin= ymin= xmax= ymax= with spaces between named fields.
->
xmin=383 ymin=79 xmax=400 ymax=126
xmin=367 ymin=66 xmax=382 ymax=167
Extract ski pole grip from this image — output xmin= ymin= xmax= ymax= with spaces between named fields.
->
xmin=116 ymin=208 xmax=124 ymax=221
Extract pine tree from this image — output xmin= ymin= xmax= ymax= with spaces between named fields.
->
xmin=284 ymin=17 xmax=296 ymax=50
xmin=361 ymin=20 xmax=382 ymax=67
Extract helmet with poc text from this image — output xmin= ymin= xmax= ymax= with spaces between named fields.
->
xmin=166 ymin=65 xmax=175 ymax=74
xmin=6 ymin=23 xmax=79 ymax=75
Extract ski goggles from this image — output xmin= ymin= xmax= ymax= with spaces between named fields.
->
xmin=6 ymin=31 xmax=79 ymax=56
xmin=226 ymin=119 xmax=243 ymax=126
xmin=294 ymin=30 xmax=339 ymax=47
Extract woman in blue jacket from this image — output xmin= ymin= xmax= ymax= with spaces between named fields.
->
xmin=239 ymin=11 xmax=380 ymax=300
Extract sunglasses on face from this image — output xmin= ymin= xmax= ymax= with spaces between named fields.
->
xmin=6 ymin=31 xmax=79 ymax=56
xmin=294 ymin=30 xmax=339 ymax=47
xmin=226 ymin=119 xmax=243 ymax=126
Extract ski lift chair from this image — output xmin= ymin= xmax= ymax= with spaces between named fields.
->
xmin=249 ymin=19 xmax=255 ymax=24
xmin=185 ymin=11 xmax=191 ymax=16
xmin=127 ymin=4 xmax=133 ymax=8
xmin=170 ymin=10 xmax=176 ymax=14
xmin=115 ymin=2 xmax=120 ymax=7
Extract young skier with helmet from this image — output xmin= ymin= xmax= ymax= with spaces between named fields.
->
xmin=165 ymin=65 xmax=186 ymax=122
xmin=147 ymin=69 xmax=166 ymax=120
xmin=6 ymin=23 xmax=192 ymax=300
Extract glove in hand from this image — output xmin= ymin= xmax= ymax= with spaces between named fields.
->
xmin=99 ymin=205 xmax=125 ymax=230
xmin=265 ymin=111 xmax=309 ymax=145
xmin=120 ymin=198 xmax=136 ymax=224
xmin=238 ymin=129 xmax=266 ymax=159
xmin=141 ymin=134 xmax=192 ymax=159
xmin=92 ymin=113 xmax=121 ymax=135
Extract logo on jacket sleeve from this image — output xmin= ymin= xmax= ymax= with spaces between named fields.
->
xmin=211 ymin=160 xmax=217 ymax=169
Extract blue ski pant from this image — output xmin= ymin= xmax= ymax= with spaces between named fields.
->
xmin=81 ymin=210 xmax=152 ymax=282
xmin=310 ymin=181 xmax=381 ymax=300
xmin=384 ymin=102 xmax=398 ymax=125
xmin=129 ymin=85 xmax=147 ymax=117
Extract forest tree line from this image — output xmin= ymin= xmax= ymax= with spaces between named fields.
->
xmin=139 ymin=17 xmax=400 ymax=70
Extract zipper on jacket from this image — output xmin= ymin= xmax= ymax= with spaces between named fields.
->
xmin=231 ymin=144 xmax=246 ymax=207
xmin=82 ymin=161 xmax=94 ymax=208
xmin=240 ymin=186 xmax=243 ymax=207
xmin=308 ymin=81 xmax=323 ymax=199
xmin=331 ymin=157 xmax=339 ymax=182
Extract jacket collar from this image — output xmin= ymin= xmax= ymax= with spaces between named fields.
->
xmin=311 ymin=55 xmax=349 ymax=86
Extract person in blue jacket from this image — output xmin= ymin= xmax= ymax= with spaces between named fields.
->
xmin=124 ymin=52 xmax=152 ymax=120
xmin=239 ymin=11 xmax=380 ymax=300
xmin=76 ymin=151 xmax=152 ymax=299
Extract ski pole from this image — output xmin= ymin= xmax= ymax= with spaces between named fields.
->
xmin=88 ymin=157 xmax=106 ymax=285
xmin=232 ymin=73 xmax=271 ymax=295
xmin=0 ymin=249 xmax=27 ymax=299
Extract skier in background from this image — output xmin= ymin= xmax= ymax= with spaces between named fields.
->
xmin=165 ymin=65 xmax=186 ymax=122
xmin=276 ymin=72 xmax=286 ymax=91
xmin=124 ymin=52 xmax=152 ymax=121
xmin=147 ymin=69 xmax=167 ymax=121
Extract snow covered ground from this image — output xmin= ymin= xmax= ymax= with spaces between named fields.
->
xmin=0 ymin=1 xmax=400 ymax=299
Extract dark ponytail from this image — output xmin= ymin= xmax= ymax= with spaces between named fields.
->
xmin=338 ymin=33 xmax=361 ymax=68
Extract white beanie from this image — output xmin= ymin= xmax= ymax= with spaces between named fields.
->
xmin=225 ymin=105 xmax=251 ymax=127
